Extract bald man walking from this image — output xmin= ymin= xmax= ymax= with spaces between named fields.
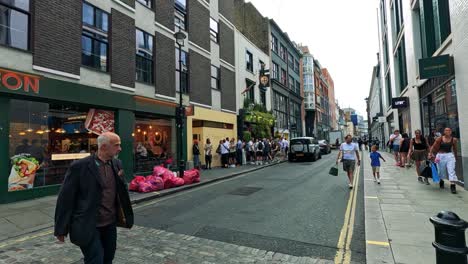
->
xmin=54 ymin=132 xmax=133 ymax=264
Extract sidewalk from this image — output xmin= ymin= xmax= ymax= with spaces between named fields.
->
xmin=363 ymin=151 xmax=468 ymax=264
xmin=0 ymin=161 xmax=284 ymax=242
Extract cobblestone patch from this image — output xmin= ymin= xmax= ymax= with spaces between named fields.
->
xmin=0 ymin=226 xmax=334 ymax=264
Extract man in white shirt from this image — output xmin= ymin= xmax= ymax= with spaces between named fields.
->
xmin=221 ymin=139 xmax=230 ymax=168
xmin=389 ymin=130 xmax=402 ymax=165
xmin=336 ymin=134 xmax=361 ymax=189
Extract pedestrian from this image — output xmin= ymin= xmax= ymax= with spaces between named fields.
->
xmin=407 ymin=129 xmax=429 ymax=184
xmin=399 ymin=133 xmax=410 ymax=168
xmin=335 ymin=138 xmax=340 ymax=149
xmin=336 ymin=134 xmax=361 ymax=189
xmin=229 ymin=138 xmax=236 ymax=167
xmin=282 ymin=137 xmax=289 ymax=160
xmin=54 ymin=132 xmax=133 ymax=264
xmin=429 ymin=127 xmax=459 ymax=194
xmin=255 ymin=138 xmax=264 ymax=165
xmin=221 ymin=139 xmax=229 ymax=168
xmin=370 ymin=145 xmax=386 ymax=184
xmin=247 ymin=138 xmax=254 ymax=164
xmin=389 ymin=130 xmax=402 ymax=166
xmin=204 ymin=138 xmax=213 ymax=170
xmin=263 ymin=138 xmax=271 ymax=163
xmin=236 ymin=138 xmax=243 ymax=166
xmin=192 ymin=140 xmax=200 ymax=169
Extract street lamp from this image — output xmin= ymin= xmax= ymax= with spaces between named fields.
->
xmin=174 ymin=29 xmax=186 ymax=178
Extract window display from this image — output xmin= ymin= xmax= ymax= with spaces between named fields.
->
xmin=133 ymin=116 xmax=175 ymax=175
xmin=8 ymin=99 xmax=114 ymax=191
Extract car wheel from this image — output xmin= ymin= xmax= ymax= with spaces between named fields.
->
xmin=328 ymin=149 xmax=331 ymax=154
xmin=288 ymin=157 xmax=294 ymax=162
xmin=311 ymin=151 xmax=317 ymax=161
xmin=319 ymin=152 xmax=322 ymax=159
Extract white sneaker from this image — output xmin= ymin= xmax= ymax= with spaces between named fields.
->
xmin=348 ymin=183 xmax=353 ymax=189
xmin=377 ymin=179 xmax=381 ymax=184
xmin=373 ymin=178 xmax=377 ymax=182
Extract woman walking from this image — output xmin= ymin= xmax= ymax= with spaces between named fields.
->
xmin=408 ymin=129 xmax=429 ymax=184
xmin=389 ymin=130 xmax=402 ymax=166
xmin=204 ymin=138 xmax=213 ymax=170
xmin=399 ymin=133 xmax=410 ymax=167
xmin=429 ymin=127 xmax=459 ymax=194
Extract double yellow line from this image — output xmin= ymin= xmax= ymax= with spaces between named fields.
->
xmin=334 ymin=163 xmax=360 ymax=264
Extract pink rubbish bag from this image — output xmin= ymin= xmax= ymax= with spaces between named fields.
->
xmin=129 ymin=176 xmax=146 ymax=191
xmin=172 ymin=177 xmax=185 ymax=187
xmin=153 ymin=165 xmax=167 ymax=177
xmin=183 ymin=169 xmax=200 ymax=185
xmin=146 ymin=175 xmax=164 ymax=191
xmin=138 ymin=181 xmax=156 ymax=193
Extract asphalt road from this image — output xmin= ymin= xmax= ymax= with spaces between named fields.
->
xmin=135 ymin=151 xmax=366 ymax=263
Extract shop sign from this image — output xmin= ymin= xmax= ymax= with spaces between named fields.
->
xmin=391 ymin=97 xmax=409 ymax=109
xmin=0 ymin=68 xmax=41 ymax=94
xmin=185 ymin=104 xmax=194 ymax=116
xmin=378 ymin=116 xmax=386 ymax=123
xmin=8 ymin=154 xmax=41 ymax=192
xmin=418 ymin=55 xmax=454 ymax=79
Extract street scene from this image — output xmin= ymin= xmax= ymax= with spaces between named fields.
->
xmin=1 ymin=0 xmax=468 ymax=263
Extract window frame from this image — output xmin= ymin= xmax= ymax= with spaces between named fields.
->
xmin=0 ymin=0 xmax=31 ymax=51
xmin=281 ymin=68 xmax=287 ymax=85
xmin=245 ymin=79 xmax=255 ymax=103
xmin=279 ymin=44 xmax=286 ymax=61
xmin=136 ymin=0 xmax=153 ymax=8
xmin=135 ymin=28 xmax=154 ymax=84
xmin=176 ymin=47 xmax=189 ymax=93
xmin=210 ymin=18 xmax=219 ymax=43
xmin=245 ymin=50 xmax=253 ymax=72
xmin=271 ymin=34 xmax=278 ymax=53
xmin=272 ymin=62 xmax=279 ymax=80
xmin=81 ymin=2 xmax=109 ymax=72
xmin=211 ymin=65 xmax=220 ymax=90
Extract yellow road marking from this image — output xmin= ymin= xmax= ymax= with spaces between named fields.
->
xmin=0 ymin=229 xmax=53 ymax=249
xmin=367 ymin=240 xmax=390 ymax=246
xmin=365 ymin=196 xmax=378 ymax=199
xmin=334 ymin=165 xmax=360 ymax=264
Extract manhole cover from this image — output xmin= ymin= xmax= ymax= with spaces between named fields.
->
xmin=229 ymin=187 xmax=262 ymax=196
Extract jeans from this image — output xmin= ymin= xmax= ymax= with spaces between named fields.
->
xmin=193 ymin=155 xmax=200 ymax=168
xmin=436 ymin=152 xmax=457 ymax=182
xmin=80 ymin=224 xmax=117 ymax=264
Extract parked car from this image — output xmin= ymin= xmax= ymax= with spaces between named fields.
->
xmin=288 ymin=137 xmax=321 ymax=162
xmin=318 ymin=140 xmax=331 ymax=154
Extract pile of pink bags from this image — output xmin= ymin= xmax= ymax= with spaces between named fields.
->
xmin=129 ymin=166 xmax=200 ymax=193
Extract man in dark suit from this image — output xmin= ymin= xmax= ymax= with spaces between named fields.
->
xmin=54 ymin=132 xmax=133 ymax=264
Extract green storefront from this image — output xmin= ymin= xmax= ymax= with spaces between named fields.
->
xmin=0 ymin=67 xmax=184 ymax=203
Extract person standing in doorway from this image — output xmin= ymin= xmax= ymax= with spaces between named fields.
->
xmin=54 ymin=132 xmax=133 ymax=264
xmin=192 ymin=140 xmax=200 ymax=169
xmin=429 ymin=127 xmax=459 ymax=194
xmin=336 ymin=135 xmax=361 ymax=189
xmin=204 ymin=138 xmax=213 ymax=170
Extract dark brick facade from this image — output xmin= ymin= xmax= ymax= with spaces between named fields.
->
xmin=219 ymin=21 xmax=235 ymax=65
xmin=119 ymin=0 xmax=135 ymax=8
xmin=188 ymin=0 xmax=210 ymax=51
xmin=32 ymin=0 xmax=81 ymax=75
xmin=189 ymin=50 xmax=211 ymax=106
xmin=155 ymin=0 xmax=175 ymax=30
xmin=155 ymin=32 xmax=176 ymax=97
xmin=218 ymin=0 xmax=234 ymax=22
xmin=234 ymin=0 xmax=269 ymax=55
xmin=220 ymin=66 xmax=236 ymax=111
xmin=110 ymin=9 xmax=135 ymax=88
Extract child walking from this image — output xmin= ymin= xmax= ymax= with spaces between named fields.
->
xmin=370 ymin=145 xmax=386 ymax=184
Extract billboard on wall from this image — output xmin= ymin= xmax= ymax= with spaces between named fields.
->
xmin=351 ymin=114 xmax=358 ymax=126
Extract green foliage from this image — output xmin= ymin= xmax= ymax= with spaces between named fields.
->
xmin=243 ymin=131 xmax=252 ymax=142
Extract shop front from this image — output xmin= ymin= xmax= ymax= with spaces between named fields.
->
xmin=186 ymin=106 xmax=237 ymax=168
xmin=0 ymin=67 xmax=180 ymax=203
xmin=419 ymin=76 xmax=463 ymax=184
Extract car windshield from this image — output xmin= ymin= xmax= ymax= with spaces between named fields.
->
xmin=291 ymin=139 xmax=311 ymax=144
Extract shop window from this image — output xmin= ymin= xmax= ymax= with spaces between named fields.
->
xmin=136 ymin=29 xmax=154 ymax=84
xmin=8 ymin=99 xmax=115 ymax=192
xmin=82 ymin=2 xmax=109 ymax=71
xmin=0 ymin=0 xmax=30 ymax=50
xmin=133 ymin=116 xmax=175 ymax=175
xmin=175 ymin=47 xmax=189 ymax=93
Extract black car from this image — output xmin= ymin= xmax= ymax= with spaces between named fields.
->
xmin=318 ymin=140 xmax=331 ymax=154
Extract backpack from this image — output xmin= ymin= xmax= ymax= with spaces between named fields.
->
xmin=257 ymin=141 xmax=264 ymax=150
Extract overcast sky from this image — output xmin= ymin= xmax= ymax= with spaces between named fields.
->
xmin=246 ymin=0 xmax=380 ymax=117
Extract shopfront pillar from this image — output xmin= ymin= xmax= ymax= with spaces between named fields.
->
xmin=116 ymin=109 xmax=135 ymax=182
xmin=0 ymin=98 xmax=10 ymax=203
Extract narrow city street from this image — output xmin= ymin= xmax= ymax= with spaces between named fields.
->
xmin=134 ymin=152 xmax=366 ymax=263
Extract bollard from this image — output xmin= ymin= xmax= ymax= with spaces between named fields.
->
xmin=430 ymin=211 xmax=468 ymax=264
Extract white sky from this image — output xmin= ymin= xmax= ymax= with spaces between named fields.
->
xmin=246 ymin=0 xmax=380 ymax=116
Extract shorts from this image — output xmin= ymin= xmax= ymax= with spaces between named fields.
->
xmin=411 ymin=150 xmax=427 ymax=161
xmin=392 ymin=145 xmax=400 ymax=152
xmin=372 ymin=166 xmax=380 ymax=173
xmin=256 ymin=151 xmax=263 ymax=157
xmin=342 ymin=159 xmax=356 ymax=172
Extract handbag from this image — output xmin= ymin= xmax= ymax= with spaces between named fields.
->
xmin=329 ymin=165 xmax=339 ymax=176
